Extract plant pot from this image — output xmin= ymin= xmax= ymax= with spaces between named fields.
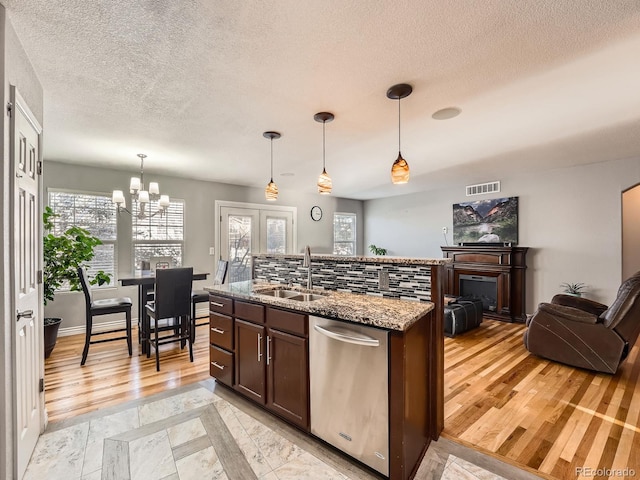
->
xmin=44 ymin=317 xmax=62 ymax=358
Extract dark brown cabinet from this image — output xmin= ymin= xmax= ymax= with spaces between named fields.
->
xmin=234 ymin=319 xmax=266 ymax=402
xmin=266 ymin=326 xmax=309 ymax=428
xmin=210 ymin=294 xmax=310 ymax=430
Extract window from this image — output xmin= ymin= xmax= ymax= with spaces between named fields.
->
xmin=132 ymin=198 xmax=184 ymax=270
xmin=48 ymin=190 xmax=117 ymax=288
xmin=333 ymin=213 xmax=356 ymax=256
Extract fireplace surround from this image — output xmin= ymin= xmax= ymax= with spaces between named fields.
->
xmin=442 ymin=245 xmax=528 ymax=322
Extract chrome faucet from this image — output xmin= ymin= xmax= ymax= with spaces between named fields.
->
xmin=303 ymin=245 xmax=312 ymax=289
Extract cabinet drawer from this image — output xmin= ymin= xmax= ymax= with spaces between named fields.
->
xmin=209 ymin=313 xmax=233 ymax=350
xmin=210 ymin=345 xmax=233 ymax=386
xmin=209 ymin=294 xmax=233 ymax=315
xmin=235 ymin=301 xmax=265 ymax=324
xmin=267 ymin=307 xmax=307 ymax=337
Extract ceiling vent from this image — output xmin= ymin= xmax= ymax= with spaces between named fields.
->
xmin=465 ymin=181 xmax=501 ymax=197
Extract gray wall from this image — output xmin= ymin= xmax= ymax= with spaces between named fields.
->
xmin=1 ymin=5 xmax=44 ymax=479
xmin=364 ymin=156 xmax=640 ymax=313
xmin=43 ymin=160 xmax=364 ymax=331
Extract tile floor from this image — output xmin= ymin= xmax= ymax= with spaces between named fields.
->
xmin=25 ymin=381 xmax=540 ymax=480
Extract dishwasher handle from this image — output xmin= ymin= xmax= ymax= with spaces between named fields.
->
xmin=313 ymin=324 xmax=380 ymax=347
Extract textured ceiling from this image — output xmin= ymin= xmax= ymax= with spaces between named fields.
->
xmin=4 ymin=0 xmax=640 ymax=199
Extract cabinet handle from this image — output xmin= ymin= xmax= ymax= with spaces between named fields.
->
xmin=211 ymin=327 xmax=225 ymax=334
xmin=210 ymin=301 xmax=225 ymax=308
xmin=212 ymin=361 xmax=225 ymax=370
xmin=266 ymin=336 xmax=271 ymax=365
xmin=257 ymin=334 xmax=262 ymax=362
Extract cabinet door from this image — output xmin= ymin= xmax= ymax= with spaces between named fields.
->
xmin=235 ymin=319 xmax=266 ymax=403
xmin=266 ymin=328 xmax=309 ymax=429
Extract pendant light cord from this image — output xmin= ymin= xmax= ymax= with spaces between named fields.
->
xmin=270 ymin=138 xmax=274 ymax=181
xmin=398 ymin=97 xmax=401 ymax=153
xmin=322 ymin=120 xmax=326 ymax=170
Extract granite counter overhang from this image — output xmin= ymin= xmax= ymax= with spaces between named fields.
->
xmin=204 ymin=281 xmax=434 ymax=331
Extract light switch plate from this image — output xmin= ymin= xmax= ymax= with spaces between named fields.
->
xmin=209 ymin=247 xmax=215 ymax=256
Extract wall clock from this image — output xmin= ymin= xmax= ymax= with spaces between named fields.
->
xmin=310 ymin=206 xmax=323 ymax=222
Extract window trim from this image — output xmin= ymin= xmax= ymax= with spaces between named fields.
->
xmin=131 ymin=197 xmax=185 ymax=270
xmin=47 ymin=188 xmax=118 ymax=290
xmin=333 ymin=212 xmax=357 ymax=256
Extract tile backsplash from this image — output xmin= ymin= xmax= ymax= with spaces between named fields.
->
xmin=252 ymin=255 xmax=432 ymax=302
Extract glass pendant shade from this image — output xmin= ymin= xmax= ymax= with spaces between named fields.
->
xmin=148 ymin=182 xmax=160 ymax=195
xmin=391 ymin=152 xmax=410 ymax=184
xmin=386 ymin=83 xmax=413 ymax=185
xmin=314 ymin=112 xmax=335 ymax=195
xmin=265 ymin=179 xmax=278 ymax=201
xmin=263 ymin=131 xmax=281 ymax=202
xmin=138 ymin=190 xmax=150 ymax=204
xmin=317 ymin=168 xmax=332 ymax=194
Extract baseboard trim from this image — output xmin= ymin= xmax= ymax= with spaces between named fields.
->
xmin=58 ymin=306 xmax=209 ymax=337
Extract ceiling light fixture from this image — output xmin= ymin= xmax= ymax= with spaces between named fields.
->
xmin=386 ymin=83 xmax=413 ymax=184
xmin=112 ymin=153 xmax=170 ymax=219
xmin=263 ymin=131 xmax=281 ymax=201
xmin=314 ymin=112 xmax=334 ymax=195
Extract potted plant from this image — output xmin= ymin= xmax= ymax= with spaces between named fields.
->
xmin=43 ymin=206 xmax=111 ymax=358
xmin=369 ymin=244 xmax=388 ymax=256
xmin=560 ymin=282 xmax=586 ymax=297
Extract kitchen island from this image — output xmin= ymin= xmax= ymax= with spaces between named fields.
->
xmin=204 ymin=280 xmax=443 ymax=480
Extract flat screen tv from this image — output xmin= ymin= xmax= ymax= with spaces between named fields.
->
xmin=453 ymin=196 xmax=518 ymax=245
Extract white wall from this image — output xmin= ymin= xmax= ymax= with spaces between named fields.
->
xmin=1 ymin=5 xmax=44 ymax=478
xmin=364 ymin=156 xmax=640 ymax=313
xmin=43 ymin=160 xmax=364 ymax=331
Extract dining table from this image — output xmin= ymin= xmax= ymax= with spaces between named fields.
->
xmin=119 ymin=270 xmax=210 ymax=354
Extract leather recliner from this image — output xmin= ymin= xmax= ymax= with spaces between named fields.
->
xmin=523 ymin=271 xmax=640 ymax=374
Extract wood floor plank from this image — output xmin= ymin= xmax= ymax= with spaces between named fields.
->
xmin=45 ymin=318 xmax=640 ymax=480
xmin=441 ymin=319 xmax=640 ymax=480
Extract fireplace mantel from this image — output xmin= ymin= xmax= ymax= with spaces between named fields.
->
xmin=441 ymin=245 xmax=528 ymax=322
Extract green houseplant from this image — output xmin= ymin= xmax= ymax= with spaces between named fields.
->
xmin=43 ymin=206 xmax=111 ymax=357
xmin=560 ymin=282 xmax=586 ymax=297
xmin=368 ymin=244 xmax=388 ymax=256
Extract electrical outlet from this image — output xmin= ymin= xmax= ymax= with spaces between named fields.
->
xmin=209 ymin=247 xmax=215 ymax=256
xmin=442 ymin=226 xmax=448 ymax=235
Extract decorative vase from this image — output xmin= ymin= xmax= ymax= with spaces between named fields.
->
xmin=44 ymin=317 xmax=62 ymax=358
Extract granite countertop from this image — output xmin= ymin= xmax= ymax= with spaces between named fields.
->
xmin=252 ymin=253 xmax=451 ymax=266
xmin=204 ymin=281 xmax=434 ymax=331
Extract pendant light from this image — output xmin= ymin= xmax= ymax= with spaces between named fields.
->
xmin=314 ymin=112 xmax=334 ymax=195
xmin=386 ymin=83 xmax=412 ymax=184
xmin=263 ymin=131 xmax=280 ymax=201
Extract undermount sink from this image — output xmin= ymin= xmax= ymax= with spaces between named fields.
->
xmin=289 ymin=293 xmax=326 ymax=302
xmin=259 ymin=289 xmax=326 ymax=302
xmin=259 ymin=289 xmax=300 ymax=298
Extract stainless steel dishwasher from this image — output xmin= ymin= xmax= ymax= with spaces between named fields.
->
xmin=309 ymin=316 xmax=389 ymax=476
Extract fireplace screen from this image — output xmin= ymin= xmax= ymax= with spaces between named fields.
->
xmin=459 ymin=274 xmax=497 ymax=311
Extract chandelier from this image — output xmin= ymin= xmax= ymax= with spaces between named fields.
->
xmin=112 ymin=153 xmax=170 ymax=219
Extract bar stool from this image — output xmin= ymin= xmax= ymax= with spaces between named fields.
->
xmin=78 ymin=267 xmax=132 ymax=366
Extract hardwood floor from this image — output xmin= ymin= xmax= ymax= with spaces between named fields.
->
xmin=45 ymin=318 xmax=640 ymax=479
xmin=443 ymin=319 xmax=640 ymax=480
xmin=44 ymin=324 xmax=211 ymax=423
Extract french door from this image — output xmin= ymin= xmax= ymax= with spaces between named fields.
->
xmin=219 ymin=203 xmax=295 ymax=283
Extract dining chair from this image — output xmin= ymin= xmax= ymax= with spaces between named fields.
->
xmin=191 ymin=260 xmax=228 ymax=342
xmin=78 ymin=267 xmax=133 ymax=366
xmin=145 ymin=267 xmax=194 ymax=371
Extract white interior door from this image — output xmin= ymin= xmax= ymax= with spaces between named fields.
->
xmin=11 ymin=86 xmax=43 ymax=479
